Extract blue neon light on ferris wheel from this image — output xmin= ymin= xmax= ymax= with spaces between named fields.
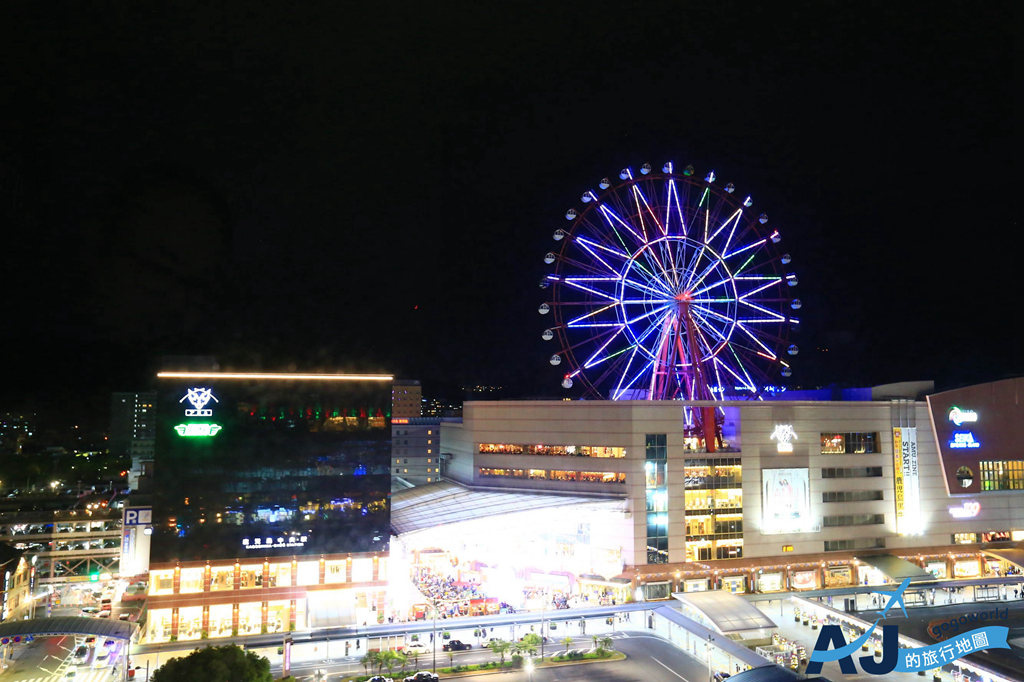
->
xmin=540 ymin=161 xmax=800 ymax=401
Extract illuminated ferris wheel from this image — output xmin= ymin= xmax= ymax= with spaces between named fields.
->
xmin=539 ymin=161 xmax=801 ymax=409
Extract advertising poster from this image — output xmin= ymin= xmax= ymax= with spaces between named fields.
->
xmin=761 ymin=468 xmax=811 ymax=534
xmin=893 ymin=427 xmax=921 ymax=534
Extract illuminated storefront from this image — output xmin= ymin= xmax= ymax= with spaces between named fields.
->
xmin=143 ymin=555 xmax=385 ymax=643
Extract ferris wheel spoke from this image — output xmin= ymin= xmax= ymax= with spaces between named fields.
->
xmin=580 ymin=326 xmax=629 ymax=369
xmin=559 ymin=254 xmax=622 ymax=278
xmin=689 ymin=303 xmax=733 ymax=328
xmin=727 ymin=344 xmax=761 ymax=392
xmin=598 ymin=204 xmax=645 ymax=245
xmin=623 ymin=301 xmax=674 ymax=327
xmin=665 ymin=177 xmax=686 ymax=237
xmin=561 ymin=278 xmax=622 ymax=302
xmin=738 ymin=278 xmax=782 ymax=299
xmin=735 ymin=322 xmax=778 ymax=359
xmin=724 ymin=235 xmax=769 ymax=260
xmin=567 ymin=302 xmax=620 ymax=327
xmin=738 ymin=298 xmax=786 ymax=321
xmin=708 ymin=208 xmax=743 ymax=246
xmin=690 ymin=275 xmax=734 ymax=299
xmin=638 ymin=248 xmax=675 ymax=292
xmin=575 ymin=236 xmax=631 ymax=261
xmin=574 ymin=240 xmax=623 ymax=276
xmin=685 ymin=251 xmax=727 ymax=293
xmin=620 ymin=276 xmax=674 ymax=299
xmin=713 ymin=354 xmax=756 ymax=393
xmin=613 ymin=354 xmax=657 ymax=400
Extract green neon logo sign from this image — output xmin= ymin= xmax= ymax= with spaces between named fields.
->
xmin=173 ymin=423 xmax=223 ymax=437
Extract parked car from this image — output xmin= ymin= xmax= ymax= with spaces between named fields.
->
xmin=442 ymin=639 xmax=470 ymax=651
xmin=404 ymin=642 xmax=430 ymax=656
xmin=368 ymin=677 xmax=393 ymax=682
xmin=403 ymin=673 xmax=439 ymax=682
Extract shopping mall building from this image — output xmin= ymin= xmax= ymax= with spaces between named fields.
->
xmin=392 ymin=377 xmax=1024 ymax=602
xmin=128 ymin=372 xmax=393 ymax=643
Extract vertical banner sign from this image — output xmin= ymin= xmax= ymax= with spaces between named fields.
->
xmin=893 ymin=427 xmax=920 ymax=534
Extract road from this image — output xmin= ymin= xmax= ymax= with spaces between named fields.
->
xmin=260 ymin=630 xmax=728 ymax=682
xmin=0 ymin=634 xmax=127 ymax=682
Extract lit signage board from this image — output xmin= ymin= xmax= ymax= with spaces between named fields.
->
xmin=769 ymin=424 xmax=798 ymax=453
xmin=948 ymin=501 xmax=980 ymax=519
xmin=173 ymin=423 xmax=223 ymax=437
xmin=949 ymin=431 xmax=980 ymax=449
xmin=948 ymin=406 xmax=978 ymax=426
xmin=174 ymin=387 xmax=222 ymax=437
xmin=893 ymin=427 xmax=922 ymax=535
xmin=180 ymin=387 xmax=219 ymax=416
xmin=242 ymin=535 xmax=307 ymax=550
xmin=761 ymin=468 xmax=812 ymax=533
xmin=123 ymin=507 xmax=153 ymax=526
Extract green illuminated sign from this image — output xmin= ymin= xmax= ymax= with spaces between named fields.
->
xmin=173 ymin=423 xmax=223 ymax=437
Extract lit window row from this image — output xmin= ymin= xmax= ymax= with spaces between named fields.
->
xmin=149 ymin=557 xmax=381 ymax=596
xmin=477 ymin=443 xmax=626 ymax=458
xmin=980 ymin=460 xmax=1024 ymax=491
xmin=477 ymin=467 xmax=626 ymax=484
xmin=820 ymin=432 xmax=879 ymax=454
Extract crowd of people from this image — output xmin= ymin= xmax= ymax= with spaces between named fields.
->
xmin=412 ymin=567 xmax=485 ymax=616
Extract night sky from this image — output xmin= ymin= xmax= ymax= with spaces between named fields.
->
xmin=1 ymin=2 xmax=1017 ymax=416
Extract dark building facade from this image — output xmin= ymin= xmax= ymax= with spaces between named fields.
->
xmin=152 ymin=373 xmax=392 ymax=563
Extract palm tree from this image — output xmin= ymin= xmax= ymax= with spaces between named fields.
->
xmin=561 ymin=635 xmax=573 ymax=654
xmin=592 ymin=634 xmax=600 ymax=650
xmin=359 ymin=652 xmax=373 ymax=675
xmin=599 ymin=636 xmax=613 ymax=652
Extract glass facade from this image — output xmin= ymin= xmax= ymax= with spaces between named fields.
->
xmin=645 ymin=434 xmax=668 ymax=564
xmin=153 ymin=377 xmax=391 ymax=562
xmin=683 ymin=456 xmax=743 ymax=561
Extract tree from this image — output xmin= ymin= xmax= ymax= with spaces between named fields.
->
xmin=599 ymin=636 xmax=613 ymax=652
xmin=152 ymin=645 xmax=273 ymax=682
xmin=561 ymin=636 xmax=573 ymax=654
xmin=517 ymin=633 xmax=542 ymax=657
xmin=488 ymin=638 xmax=511 ymax=665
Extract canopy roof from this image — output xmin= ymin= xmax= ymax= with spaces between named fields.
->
xmin=672 ymin=591 xmax=776 ymax=633
xmin=391 ymin=480 xmax=624 ymax=535
xmin=855 ymin=553 xmax=934 ymax=583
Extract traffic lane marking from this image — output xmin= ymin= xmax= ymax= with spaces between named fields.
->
xmin=651 ymin=656 xmax=689 ymax=681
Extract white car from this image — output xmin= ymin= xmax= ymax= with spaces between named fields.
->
xmin=404 ymin=641 xmax=430 ymax=655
